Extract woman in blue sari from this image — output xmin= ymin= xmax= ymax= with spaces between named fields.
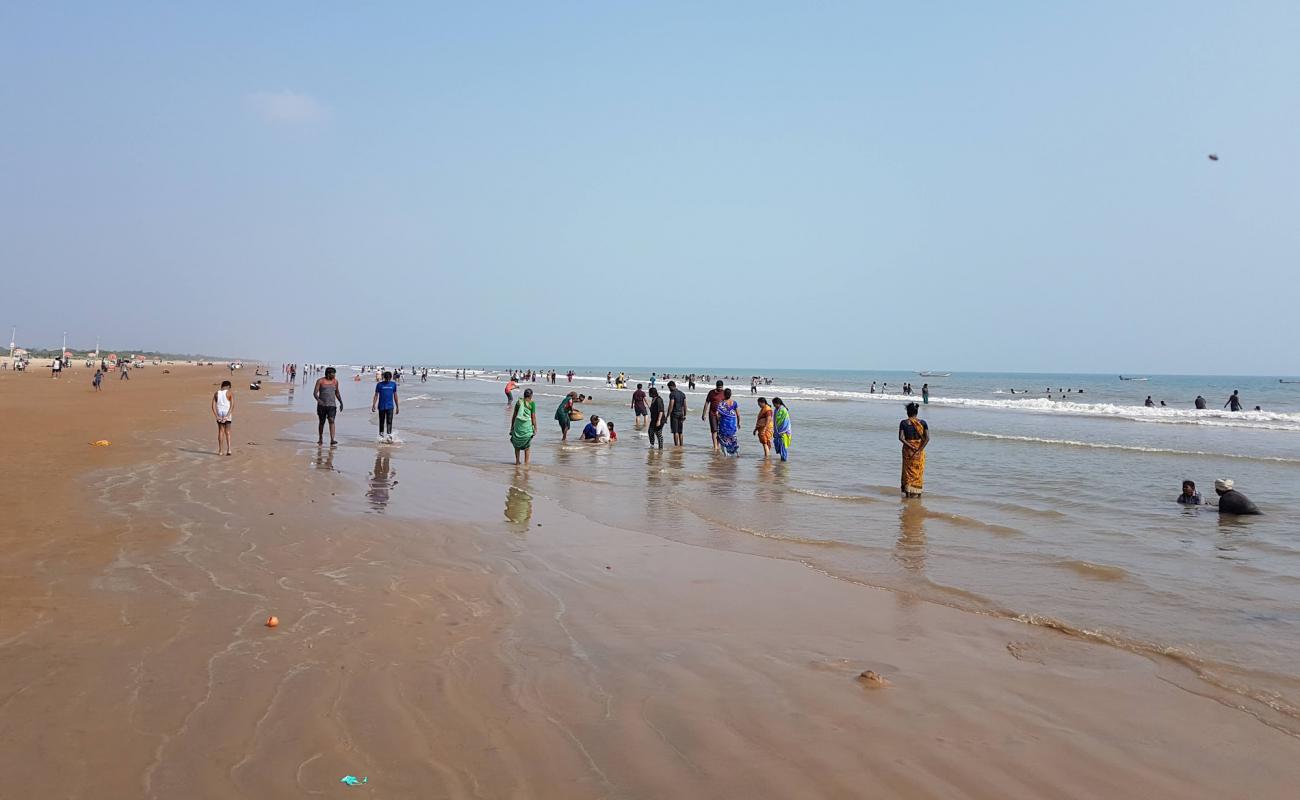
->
xmin=713 ymin=388 xmax=741 ymax=456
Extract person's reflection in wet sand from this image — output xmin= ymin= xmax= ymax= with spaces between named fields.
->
xmin=312 ymin=445 xmax=336 ymax=472
xmin=1216 ymin=513 xmax=1252 ymax=557
xmin=365 ymin=451 xmax=397 ymax=512
xmin=504 ymin=470 xmax=533 ymax=530
xmin=895 ymin=499 xmax=928 ymax=574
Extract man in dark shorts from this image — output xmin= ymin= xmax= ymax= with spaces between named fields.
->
xmin=632 ymin=383 xmax=648 ymax=430
xmin=371 ymin=371 xmax=399 ymax=443
xmin=313 ymin=366 xmax=343 ymax=446
xmin=702 ymin=380 xmax=724 ymax=451
xmin=666 ymin=380 xmax=687 ymax=446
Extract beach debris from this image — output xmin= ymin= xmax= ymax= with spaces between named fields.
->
xmin=857 ymin=670 xmax=890 ymax=688
xmin=265 ymin=615 xmax=279 ymax=628
xmin=90 ymin=440 xmax=112 ymax=447
xmin=605 ymin=565 xmax=612 ymax=570
xmin=340 ymin=775 xmax=368 ymax=786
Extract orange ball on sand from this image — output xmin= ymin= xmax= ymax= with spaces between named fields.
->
xmin=265 ymin=616 xmax=279 ymax=628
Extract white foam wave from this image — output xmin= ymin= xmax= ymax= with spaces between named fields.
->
xmin=959 ymin=431 xmax=1300 ymax=463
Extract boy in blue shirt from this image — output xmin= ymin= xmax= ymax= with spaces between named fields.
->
xmin=371 ymin=371 xmax=400 ymax=443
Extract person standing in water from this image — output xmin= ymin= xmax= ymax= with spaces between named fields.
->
xmin=1213 ymin=479 xmax=1260 ymax=514
xmin=666 ymin=380 xmax=687 ymax=447
xmin=921 ymin=383 xmax=929 ymax=404
xmin=1195 ymin=395 xmax=1207 ymax=409
xmin=772 ymin=397 xmax=791 ymax=462
xmin=647 ymin=387 xmax=666 ymax=450
xmin=212 ymin=379 xmax=235 ymax=456
xmin=713 ymin=388 xmax=741 ymax=456
xmin=372 ymin=370 xmax=399 ymax=443
xmin=505 ymin=377 xmax=517 ymax=404
xmin=753 ymin=397 xmax=774 ymax=459
xmin=1225 ymin=390 xmax=1243 ymax=412
xmin=555 ymin=391 xmax=577 ymax=441
xmin=703 ymin=380 xmax=725 ymax=452
xmin=510 ymin=388 xmax=537 ymax=465
xmin=313 ymin=366 xmax=343 ymax=446
xmin=632 ymin=383 xmax=648 ymax=430
xmin=899 ymin=402 xmax=929 ymax=498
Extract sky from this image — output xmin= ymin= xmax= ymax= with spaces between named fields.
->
xmin=2 ymin=2 xmax=1297 ymax=374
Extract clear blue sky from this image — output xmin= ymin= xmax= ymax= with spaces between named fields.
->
xmin=2 ymin=2 xmax=1297 ymax=373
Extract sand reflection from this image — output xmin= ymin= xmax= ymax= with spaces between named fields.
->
xmin=895 ymin=499 xmax=928 ymax=573
xmin=365 ymin=451 xmax=397 ymax=512
xmin=504 ymin=472 xmax=533 ymax=529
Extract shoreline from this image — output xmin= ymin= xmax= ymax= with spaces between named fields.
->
xmin=3 ymin=367 xmax=1300 ymax=797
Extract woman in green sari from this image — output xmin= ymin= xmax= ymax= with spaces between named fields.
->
xmin=510 ymin=388 xmax=538 ymax=465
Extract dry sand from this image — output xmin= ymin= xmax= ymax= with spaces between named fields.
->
xmin=2 ymin=366 xmax=1299 ymax=798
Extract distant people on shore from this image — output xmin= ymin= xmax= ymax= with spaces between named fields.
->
xmin=899 ymin=402 xmax=929 ymax=498
xmin=510 ymin=388 xmax=537 ymax=465
xmin=212 ymin=379 xmax=234 ymax=456
xmin=1176 ymin=480 xmax=1202 ymax=505
xmin=1214 ymin=479 xmax=1260 ymax=515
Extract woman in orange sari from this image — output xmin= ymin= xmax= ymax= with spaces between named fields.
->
xmin=752 ymin=397 xmax=774 ymax=459
xmin=898 ymin=402 xmax=930 ymax=498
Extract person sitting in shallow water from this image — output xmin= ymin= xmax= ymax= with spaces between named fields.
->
xmin=1176 ymin=480 xmax=1202 ymax=505
xmin=582 ymin=415 xmax=610 ymax=443
xmin=1213 ymin=479 xmax=1260 ymax=515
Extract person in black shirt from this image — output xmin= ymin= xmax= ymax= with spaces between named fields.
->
xmin=1213 ymin=479 xmax=1260 ymax=515
xmin=666 ymin=380 xmax=687 ymax=446
xmin=647 ymin=388 xmax=666 ymax=450
xmin=1225 ymin=391 xmax=1243 ymax=412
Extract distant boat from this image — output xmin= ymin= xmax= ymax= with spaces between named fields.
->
xmin=917 ymin=371 xmax=951 ymax=377
xmin=1119 ymin=376 xmax=1149 ymax=381
xmin=1281 ymin=379 xmax=1300 ymax=384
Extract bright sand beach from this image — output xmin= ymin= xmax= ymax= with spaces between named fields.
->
xmin=4 ymin=366 xmax=1300 ymax=798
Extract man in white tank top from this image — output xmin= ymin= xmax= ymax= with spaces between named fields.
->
xmin=212 ymin=379 xmax=234 ymax=456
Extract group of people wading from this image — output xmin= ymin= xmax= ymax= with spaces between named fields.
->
xmin=508 ymin=378 xmax=930 ymax=499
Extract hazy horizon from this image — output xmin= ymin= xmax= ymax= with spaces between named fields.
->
xmin=3 ymin=3 xmax=1298 ymax=375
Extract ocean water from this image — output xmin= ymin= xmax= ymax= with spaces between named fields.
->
xmin=284 ymin=367 xmax=1300 ymax=732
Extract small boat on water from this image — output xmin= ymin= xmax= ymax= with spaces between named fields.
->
xmin=1119 ymin=376 xmax=1149 ymax=381
xmin=1281 ymin=379 xmax=1300 ymax=384
xmin=918 ymin=371 xmax=951 ymax=377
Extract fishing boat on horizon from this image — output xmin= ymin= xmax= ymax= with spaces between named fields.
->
xmin=1119 ymin=375 xmax=1149 ymax=381
xmin=917 ymin=371 xmax=951 ymax=377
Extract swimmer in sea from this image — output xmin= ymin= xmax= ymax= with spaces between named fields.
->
xmin=1213 ymin=479 xmax=1260 ymax=515
xmin=1176 ymin=480 xmax=1202 ymax=505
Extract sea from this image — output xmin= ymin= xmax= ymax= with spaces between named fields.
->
xmin=280 ymin=367 xmax=1300 ymax=733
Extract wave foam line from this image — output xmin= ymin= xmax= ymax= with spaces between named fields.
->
xmin=959 ymin=431 xmax=1300 ymax=464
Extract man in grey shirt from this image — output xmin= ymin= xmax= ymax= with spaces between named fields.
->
xmin=313 ymin=366 xmax=343 ymax=446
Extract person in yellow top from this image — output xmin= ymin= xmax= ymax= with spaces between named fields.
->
xmin=899 ymin=402 xmax=930 ymax=497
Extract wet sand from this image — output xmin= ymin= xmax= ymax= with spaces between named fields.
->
xmin=3 ymin=368 xmax=1300 ymax=798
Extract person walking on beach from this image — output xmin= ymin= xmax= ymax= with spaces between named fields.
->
xmin=92 ymin=368 xmax=103 ymax=392
xmin=505 ymin=377 xmax=517 ymax=404
xmin=899 ymin=402 xmax=929 ymax=498
xmin=713 ymin=388 xmax=741 ymax=456
xmin=703 ymin=380 xmax=725 ymax=451
xmin=372 ymin=370 xmax=399 ymax=443
xmin=1225 ymin=390 xmax=1243 ymax=412
xmin=555 ymin=392 xmax=578 ymax=441
xmin=753 ymin=397 xmax=774 ymax=458
xmin=665 ymin=380 xmax=687 ymax=446
xmin=632 ymin=383 xmax=648 ymax=430
xmin=119 ymin=361 xmax=130 ymax=380
xmin=212 ymin=379 xmax=234 ymax=456
xmin=772 ymin=397 xmax=791 ymax=462
xmin=313 ymin=366 xmax=343 ymax=446
xmin=510 ymin=388 xmax=537 ymax=465
xmin=647 ymin=387 xmax=666 ymax=449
